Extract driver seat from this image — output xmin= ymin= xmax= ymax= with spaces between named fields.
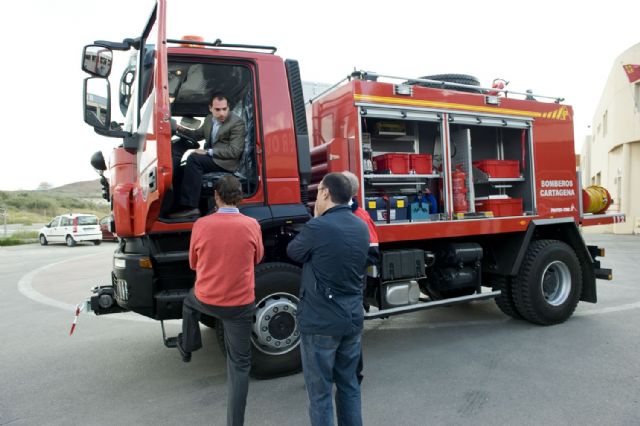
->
xmin=200 ymin=90 xmax=256 ymax=212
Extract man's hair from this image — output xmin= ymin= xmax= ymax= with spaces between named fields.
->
xmin=321 ymin=173 xmax=352 ymax=205
xmin=209 ymin=92 xmax=229 ymax=106
xmin=341 ymin=171 xmax=359 ymax=198
xmin=214 ymin=175 xmax=243 ymax=206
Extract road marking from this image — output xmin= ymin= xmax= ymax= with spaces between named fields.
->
xmin=17 ymin=252 xmax=152 ymax=323
xmin=18 ymin=252 xmax=640 ymax=329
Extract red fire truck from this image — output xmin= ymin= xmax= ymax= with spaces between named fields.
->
xmin=81 ymin=0 xmax=624 ymax=378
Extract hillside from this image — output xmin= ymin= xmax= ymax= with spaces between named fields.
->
xmin=51 ymin=179 xmax=103 ymax=197
xmin=0 ymin=180 xmax=109 ymax=225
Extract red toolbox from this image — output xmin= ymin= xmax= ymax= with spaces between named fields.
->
xmin=472 ymin=160 xmax=520 ymax=178
xmin=373 ymin=154 xmax=410 ymax=174
xmin=475 ymin=197 xmax=523 ymax=217
xmin=409 ymin=154 xmax=433 ymax=174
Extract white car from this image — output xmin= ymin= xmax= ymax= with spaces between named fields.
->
xmin=39 ymin=214 xmax=102 ymax=247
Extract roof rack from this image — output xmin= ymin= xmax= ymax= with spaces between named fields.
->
xmin=166 ymin=38 xmax=277 ymax=54
xmin=310 ymin=70 xmax=565 ymax=104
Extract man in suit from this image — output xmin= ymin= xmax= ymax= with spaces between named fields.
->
xmin=286 ymin=173 xmax=370 ymax=426
xmin=170 ymin=93 xmax=246 ymax=218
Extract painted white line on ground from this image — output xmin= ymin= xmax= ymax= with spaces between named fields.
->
xmin=17 ymin=253 xmax=151 ymax=323
xmin=19 ymin=252 xmax=640 ymax=329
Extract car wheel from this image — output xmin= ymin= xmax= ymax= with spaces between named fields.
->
xmin=93 ymin=240 xmax=102 ymax=246
xmin=66 ymin=235 xmax=77 ymax=247
xmin=39 ymin=234 xmax=48 ymax=246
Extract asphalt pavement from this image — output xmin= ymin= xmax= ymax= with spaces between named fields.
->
xmin=0 ymin=234 xmax=639 ymax=425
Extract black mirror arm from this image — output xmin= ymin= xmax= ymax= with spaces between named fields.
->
xmin=94 ymin=37 xmax=141 ymax=51
xmin=94 ymin=127 xmax=132 ymax=139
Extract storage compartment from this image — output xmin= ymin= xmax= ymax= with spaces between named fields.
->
xmin=381 ymin=249 xmax=426 ymax=281
xmin=373 ymin=154 xmax=410 ymax=174
xmin=475 ymin=197 xmax=523 ymax=217
xmin=409 ymin=154 xmax=433 ymax=174
xmin=472 ymin=160 xmax=520 ymax=178
xmin=365 ymin=196 xmax=409 ymax=223
xmin=409 ymin=193 xmax=437 ymax=221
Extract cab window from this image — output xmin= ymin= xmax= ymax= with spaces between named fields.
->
xmin=168 ymin=61 xmax=258 ymax=196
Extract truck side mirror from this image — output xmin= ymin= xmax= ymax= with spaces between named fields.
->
xmin=84 ymin=77 xmax=111 ymax=129
xmin=82 ymin=45 xmax=113 ymax=78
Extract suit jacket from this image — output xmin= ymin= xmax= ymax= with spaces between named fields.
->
xmin=286 ymin=205 xmax=369 ymax=336
xmin=193 ymin=113 xmax=246 ymax=172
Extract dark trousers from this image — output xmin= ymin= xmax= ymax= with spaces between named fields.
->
xmin=300 ymin=332 xmax=363 ymax=426
xmin=181 ymin=289 xmax=255 ymax=426
xmin=179 ymin=153 xmax=227 ymax=208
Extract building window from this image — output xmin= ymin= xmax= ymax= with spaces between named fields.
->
xmin=602 ymin=110 xmax=608 ymax=137
xmin=634 ymin=83 xmax=640 ymax=111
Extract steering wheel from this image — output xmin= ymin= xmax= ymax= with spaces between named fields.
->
xmin=173 ymin=130 xmax=200 ymax=149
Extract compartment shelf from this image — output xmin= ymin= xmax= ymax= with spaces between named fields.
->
xmin=365 ymin=174 xmax=440 ymax=179
xmin=472 ymin=167 xmax=524 ymax=184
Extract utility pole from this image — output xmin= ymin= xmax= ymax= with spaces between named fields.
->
xmin=0 ymin=207 xmax=6 ymax=237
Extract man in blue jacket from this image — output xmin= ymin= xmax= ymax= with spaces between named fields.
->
xmin=287 ymin=172 xmax=370 ymax=426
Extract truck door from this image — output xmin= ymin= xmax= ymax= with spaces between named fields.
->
xmin=123 ymin=0 xmax=170 ymax=235
xmin=113 ymin=0 xmax=171 ymax=235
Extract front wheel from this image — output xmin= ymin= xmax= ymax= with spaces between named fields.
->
xmin=65 ymin=235 xmax=76 ymax=247
xmin=249 ymin=262 xmax=302 ymax=379
xmin=512 ymin=240 xmax=582 ymax=325
xmin=39 ymin=234 xmax=48 ymax=246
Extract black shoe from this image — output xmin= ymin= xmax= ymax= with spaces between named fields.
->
xmin=177 ymin=333 xmax=191 ymax=363
xmin=168 ymin=208 xmax=200 ymax=219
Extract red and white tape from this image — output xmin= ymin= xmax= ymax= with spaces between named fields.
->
xmin=69 ymin=303 xmax=85 ymax=336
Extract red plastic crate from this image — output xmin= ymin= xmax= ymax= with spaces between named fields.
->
xmin=475 ymin=198 xmax=523 ymax=217
xmin=473 ymin=160 xmax=520 ymax=178
xmin=410 ymin=154 xmax=433 ymax=174
xmin=373 ymin=154 xmax=410 ymax=174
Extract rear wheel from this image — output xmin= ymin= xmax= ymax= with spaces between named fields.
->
xmin=93 ymin=240 xmax=102 ymax=246
xmin=39 ymin=234 xmax=48 ymax=246
xmin=65 ymin=235 xmax=76 ymax=247
xmin=490 ymin=274 xmax=522 ymax=319
xmin=512 ymin=240 xmax=582 ymax=325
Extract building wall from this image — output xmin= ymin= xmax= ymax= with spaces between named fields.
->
xmin=582 ymin=43 xmax=640 ymax=234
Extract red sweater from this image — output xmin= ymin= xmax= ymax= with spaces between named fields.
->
xmin=189 ymin=211 xmax=264 ymax=306
xmin=353 ymin=207 xmax=379 ymax=246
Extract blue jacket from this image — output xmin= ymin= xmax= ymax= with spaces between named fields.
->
xmin=287 ymin=204 xmax=370 ymax=336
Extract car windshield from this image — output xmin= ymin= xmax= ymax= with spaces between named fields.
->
xmin=77 ymin=216 xmax=98 ymax=225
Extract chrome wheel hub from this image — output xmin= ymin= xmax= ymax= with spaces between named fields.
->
xmin=252 ymin=293 xmax=300 ymax=355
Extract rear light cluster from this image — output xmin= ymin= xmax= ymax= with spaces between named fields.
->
xmin=73 ymin=217 xmax=78 ymax=233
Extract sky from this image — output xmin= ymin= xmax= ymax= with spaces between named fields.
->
xmin=0 ymin=0 xmax=638 ymax=191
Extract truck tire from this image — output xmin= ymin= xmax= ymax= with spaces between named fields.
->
xmin=413 ymin=73 xmax=482 ymax=93
xmin=490 ymin=275 xmax=522 ymax=319
xmin=250 ymin=262 xmax=302 ymax=379
xmin=512 ymin=240 xmax=582 ymax=325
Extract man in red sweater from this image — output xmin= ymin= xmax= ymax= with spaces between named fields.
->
xmin=342 ymin=170 xmax=380 ymax=386
xmin=178 ymin=175 xmax=264 ymax=426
